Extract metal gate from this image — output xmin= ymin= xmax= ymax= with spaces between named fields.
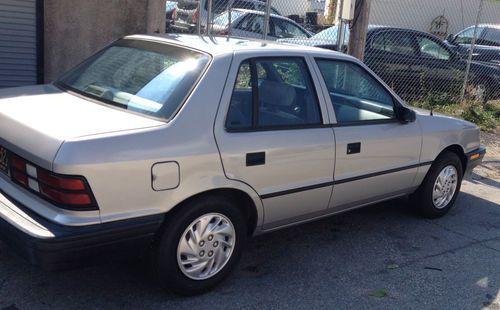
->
xmin=0 ymin=0 xmax=42 ymax=88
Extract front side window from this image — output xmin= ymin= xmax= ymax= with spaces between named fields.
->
xmin=226 ymin=58 xmax=322 ymax=130
xmin=416 ymin=36 xmax=451 ymax=60
xmin=58 ymin=39 xmax=210 ymax=121
xmin=316 ymin=59 xmax=395 ymax=123
xmin=455 ymin=26 xmax=485 ymax=44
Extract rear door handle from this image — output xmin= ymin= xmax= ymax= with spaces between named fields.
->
xmin=246 ymin=152 xmax=266 ymax=166
xmin=347 ymin=143 xmax=361 ymax=155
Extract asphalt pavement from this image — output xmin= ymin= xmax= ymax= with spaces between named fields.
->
xmin=0 ymin=174 xmax=498 ymax=309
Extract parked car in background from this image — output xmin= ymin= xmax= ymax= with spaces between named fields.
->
xmin=212 ymin=9 xmax=311 ymax=40
xmin=445 ymin=24 xmax=500 ymax=66
xmin=281 ymin=25 xmax=500 ymax=101
xmin=277 ymin=23 xmax=350 ymax=51
xmin=0 ymin=34 xmax=485 ymax=296
xmin=169 ymin=0 xmax=281 ymax=33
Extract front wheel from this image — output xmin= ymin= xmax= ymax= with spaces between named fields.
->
xmin=155 ymin=195 xmax=247 ymax=296
xmin=413 ymin=151 xmax=463 ymax=218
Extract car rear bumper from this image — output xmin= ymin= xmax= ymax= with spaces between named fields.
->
xmin=463 ymin=147 xmax=486 ymax=179
xmin=0 ymin=190 xmax=163 ymax=270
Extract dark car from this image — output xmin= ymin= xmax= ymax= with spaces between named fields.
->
xmin=445 ymin=24 xmax=500 ymax=66
xmin=281 ymin=26 xmax=500 ymax=101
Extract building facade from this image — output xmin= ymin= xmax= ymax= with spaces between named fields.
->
xmin=0 ymin=0 xmax=165 ymax=89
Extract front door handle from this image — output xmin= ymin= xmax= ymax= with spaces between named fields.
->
xmin=246 ymin=152 xmax=266 ymax=166
xmin=347 ymin=143 xmax=361 ymax=155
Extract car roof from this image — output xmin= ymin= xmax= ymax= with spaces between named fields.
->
xmin=476 ymin=24 xmax=500 ymax=29
xmin=126 ymin=34 xmax=351 ymax=59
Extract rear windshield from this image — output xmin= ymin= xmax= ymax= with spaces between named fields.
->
xmin=57 ymin=39 xmax=210 ymax=121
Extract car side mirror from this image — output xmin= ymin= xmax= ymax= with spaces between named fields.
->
xmin=397 ymin=106 xmax=416 ymax=124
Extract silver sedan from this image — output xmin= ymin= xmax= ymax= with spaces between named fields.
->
xmin=0 ymin=34 xmax=485 ymax=295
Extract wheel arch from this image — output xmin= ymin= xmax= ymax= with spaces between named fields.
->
xmin=436 ymin=144 xmax=467 ymax=173
xmin=162 ymin=187 xmax=261 ymax=237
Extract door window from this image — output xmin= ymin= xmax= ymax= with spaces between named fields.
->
xmin=416 ymin=36 xmax=451 ymax=60
xmin=455 ymin=26 xmax=485 ymax=44
xmin=482 ymin=28 xmax=500 ymax=46
xmin=370 ymin=31 xmax=416 ymax=56
xmin=236 ymin=14 xmax=269 ymax=35
xmin=226 ymin=58 xmax=322 ymax=130
xmin=272 ymin=18 xmax=309 ymax=39
xmin=316 ymin=59 xmax=395 ymax=123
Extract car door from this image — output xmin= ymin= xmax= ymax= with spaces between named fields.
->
xmin=215 ymin=54 xmax=335 ymax=230
xmin=312 ymin=58 xmax=422 ymax=211
xmin=364 ymin=30 xmax=420 ymax=99
xmin=413 ymin=34 xmax=465 ymax=96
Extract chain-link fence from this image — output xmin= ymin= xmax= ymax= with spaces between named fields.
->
xmin=165 ymin=0 xmax=500 ymax=107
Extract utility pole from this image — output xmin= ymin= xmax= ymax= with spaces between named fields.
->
xmin=348 ymin=0 xmax=371 ymax=60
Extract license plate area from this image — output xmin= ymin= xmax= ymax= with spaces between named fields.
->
xmin=0 ymin=146 xmax=9 ymax=176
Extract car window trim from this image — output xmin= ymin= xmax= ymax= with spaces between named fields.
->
xmin=225 ymin=56 xmax=325 ymax=132
xmin=314 ymin=57 xmax=401 ymax=125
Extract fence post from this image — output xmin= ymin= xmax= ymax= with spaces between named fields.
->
xmin=348 ymin=0 xmax=371 ymax=60
xmin=227 ymin=0 xmax=234 ymax=40
xmin=460 ymin=0 xmax=485 ymax=103
xmin=196 ymin=0 xmax=202 ymax=35
xmin=336 ymin=0 xmax=345 ymax=51
xmin=206 ymin=0 xmax=213 ymax=35
xmin=263 ymin=0 xmax=272 ymax=40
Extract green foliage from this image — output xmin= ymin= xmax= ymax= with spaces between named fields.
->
xmin=410 ymin=96 xmax=499 ymax=133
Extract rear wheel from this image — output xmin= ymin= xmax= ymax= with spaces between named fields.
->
xmin=413 ymin=151 xmax=463 ymax=218
xmin=155 ymin=195 xmax=247 ymax=296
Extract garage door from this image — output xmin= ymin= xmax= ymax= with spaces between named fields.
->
xmin=0 ymin=0 xmax=40 ymax=88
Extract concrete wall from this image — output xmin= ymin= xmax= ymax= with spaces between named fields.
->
xmin=370 ymin=0 xmax=500 ymax=35
xmin=44 ymin=0 xmax=165 ymax=82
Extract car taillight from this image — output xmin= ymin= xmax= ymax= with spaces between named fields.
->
xmin=9 ymin=154 xmax=97 ymax=210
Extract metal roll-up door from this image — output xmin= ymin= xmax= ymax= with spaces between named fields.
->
xmin=0 ymin=0 xmax=41 ymax=88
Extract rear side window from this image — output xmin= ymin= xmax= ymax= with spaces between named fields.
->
xmin=226 ymin=58 xmax=322 ymax=130
xmin=272 ymin=18 xmax=310 ymax=39
xmin=58 ymin=39 xmax=210 ymax=121
xmin=316 ymin=59 xmax=395 ymax=123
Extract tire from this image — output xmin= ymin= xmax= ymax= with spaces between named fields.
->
xmin=413 ymin=151 xmax=463 ymax=218
xmin=155 ymin=195 xmax=247 ymax=296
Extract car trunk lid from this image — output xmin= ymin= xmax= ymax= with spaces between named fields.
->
xmin=0 ymin=84 xmax=163 ymax=170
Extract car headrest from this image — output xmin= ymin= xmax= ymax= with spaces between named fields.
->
xmin=259 ymin=80 xmax=296 ymax=107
